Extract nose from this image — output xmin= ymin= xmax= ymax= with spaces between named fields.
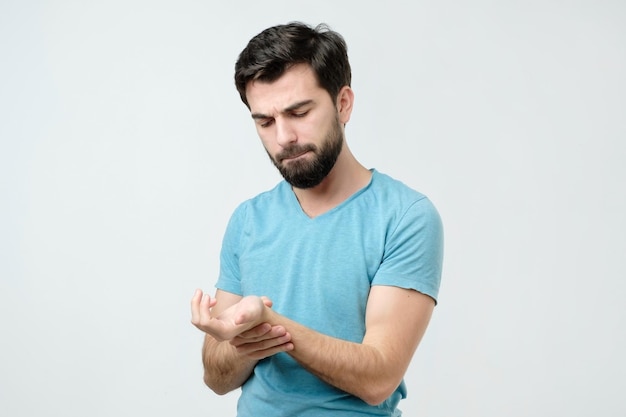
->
xmin=275 ymin=118 xmax=297 ymax=147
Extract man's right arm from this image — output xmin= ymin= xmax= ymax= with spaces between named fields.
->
xmin=199 ymin=289 xmax=255 ymax=394
xmin=201 ymin=333 xmax=257 ymax=395
xmin=195 ymin=289 xmax=293 ymax=395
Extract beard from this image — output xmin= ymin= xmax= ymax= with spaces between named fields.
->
xmin=267 ymin=117 xmax=344 ymax=189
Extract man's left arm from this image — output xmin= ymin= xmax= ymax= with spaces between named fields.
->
xmin=231 ymin=285 xmax=435 ymax=406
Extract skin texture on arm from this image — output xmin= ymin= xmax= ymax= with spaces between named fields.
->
xmin=196 ymin=289 xmax=254 ymax=395
xmin=200 ymin=333 xmax=256 ymax=395
xmin=191 ymin=289 xmax=293 ymax=395
xmin=231 ymin=285 xmax=435 ymax=405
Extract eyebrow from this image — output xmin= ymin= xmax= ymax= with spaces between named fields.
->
xmin=251 ymin=99 xmax=314 ymax=120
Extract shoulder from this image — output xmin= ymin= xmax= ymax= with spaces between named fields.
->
xmin=232 ymin=181 xmax=289 ymax=215
xmin=226 ymin=181 xmax=294 ymax=231
xmin=367 ymin=170 xmax=440 ymax=225
xmin=370 ymin=170 xmax=428 ymax=205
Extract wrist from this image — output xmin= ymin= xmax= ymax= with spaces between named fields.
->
xmin=261 ymin=303 xmax=274 ymax=323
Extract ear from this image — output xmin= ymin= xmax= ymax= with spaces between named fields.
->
xmin=335 ymin=86 xmax=354 ymax=124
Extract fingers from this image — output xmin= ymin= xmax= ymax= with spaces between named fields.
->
xmin=190 ymin=289 xmax=203 ymax=326
xmin=235 ymin=323 xmax=284 ymax=342
xmin=191 ymin=292 xmax=272 ymax=342
xmin=200 ymin=292 xmax=214 ymax=314
xmin=231 ymin=327 xmax=294 ymax=360
xmin=190 ymin=290 xmax=217 ymax=328
xmin=237 ymin=323 xmax=272 ymax=339
xmin=261 ymin=296 xmax=273 ymax=308
xmin=240 ymin=341 xmax=294 ymax=360
xmin=230 ymin=324 xmax=293 ymax=360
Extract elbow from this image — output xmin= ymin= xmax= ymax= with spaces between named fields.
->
xmin=361 ymin=393 xmax=391 ymax=407
xmin=203 ymin=373 xmax=235 ymax=396
xmin=359 ymin=382 xmax=400 ymax=406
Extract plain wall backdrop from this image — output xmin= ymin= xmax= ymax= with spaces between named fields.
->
xmin=1 ymin=1 xmax=625 ymax=416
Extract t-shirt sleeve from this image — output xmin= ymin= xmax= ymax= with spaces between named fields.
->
xmin=371 ymin=196 xmax=444 ymax=303
xmin=215 ymin=204 xmax=246 ymax=295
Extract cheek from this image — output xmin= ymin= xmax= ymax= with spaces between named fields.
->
xmin=300 ymin=114 xmax=331 ymax=140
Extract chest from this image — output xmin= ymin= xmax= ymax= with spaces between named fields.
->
xmin=236 ymin=214 xmax=387 ymax=339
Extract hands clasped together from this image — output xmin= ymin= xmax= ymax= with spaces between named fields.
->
xmin=190 ymin=289 xmax=294 ymax=360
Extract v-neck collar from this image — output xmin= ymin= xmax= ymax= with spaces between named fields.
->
xmin=286 ymin=169 xmax=376 ymax=220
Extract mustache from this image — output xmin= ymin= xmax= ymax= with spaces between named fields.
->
xmin=276 ymin=144 xmax=317 ymax=161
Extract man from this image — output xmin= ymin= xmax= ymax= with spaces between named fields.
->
xmin=191 ymin=22 xmax=443 ymax=416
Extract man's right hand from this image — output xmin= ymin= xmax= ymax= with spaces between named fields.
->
xmin=190 ymin=290 xmax=269 ymax=342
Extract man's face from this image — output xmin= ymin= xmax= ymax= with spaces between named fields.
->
xmin=245 ymin=64 xmax=345 ymax=189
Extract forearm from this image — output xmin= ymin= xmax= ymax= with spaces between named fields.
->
xmin=202 ymin=335 xmax=257 ymax=395
xmin=264 ymin=310 xmax=402 ymax=405
xmin=295 ymin=332 xmax=393 ymax=405
xmin=261 ymin=287 xmax=435 ymax=405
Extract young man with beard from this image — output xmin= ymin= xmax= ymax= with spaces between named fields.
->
xmin=190 ymin=22 xmax=444 ymax=416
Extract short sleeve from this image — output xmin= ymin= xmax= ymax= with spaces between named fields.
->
xmin=371 ymin=197 xmax=444 ymax=303
xmin=215 ymin=204 xmax=246 ymax=295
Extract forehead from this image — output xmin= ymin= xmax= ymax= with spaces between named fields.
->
xmin=245 ymin=64 xmax=329 ymax=113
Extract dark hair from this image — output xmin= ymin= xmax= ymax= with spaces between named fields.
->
xmin=234 ymin=22 xmax=352 ymax=108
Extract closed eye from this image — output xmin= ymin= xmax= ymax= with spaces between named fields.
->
xmin=258 ymin=118 xmax=274 ymax=128
xmin=291 ymin=111 xmax=309 ymax=118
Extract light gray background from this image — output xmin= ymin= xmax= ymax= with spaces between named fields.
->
xmin=1 ymin=1 xmax=625 ymax=416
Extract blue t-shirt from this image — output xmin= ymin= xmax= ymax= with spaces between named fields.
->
xmin=216 ymin=169 xmax=444 ymax=417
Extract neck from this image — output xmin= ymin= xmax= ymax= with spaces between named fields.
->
xmin=292 ymin=145 xmax=371 ymax=218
